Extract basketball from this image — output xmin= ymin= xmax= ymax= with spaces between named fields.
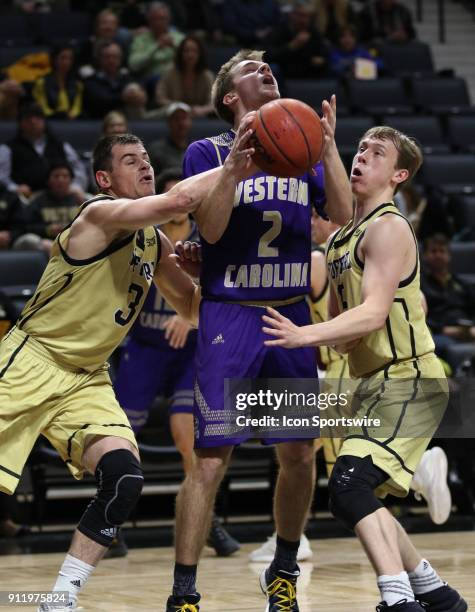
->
xmin=251 ymin=98 xmax=325 ymax=178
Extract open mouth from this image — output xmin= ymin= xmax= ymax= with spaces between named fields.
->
xmin=263 ymin=75 xmax=275 ymax=85
xmin=140 ymin=175 xmax=153 ymax=183
xmin=352 ymin=167 xmax=362 ymax=177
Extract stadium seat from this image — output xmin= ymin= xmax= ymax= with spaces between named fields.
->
xmin=285 ymin=79 xmax=349 ymax=115
xmin=0 ymin=121 xmax=18 ymax=144
xmin=191 ymin=118 xmax=228 ymax=141
xmin=380 ymin=41 xmax=435 ymax=77
xmin=0 ymin=251 xmax=47 ymax=307
xmin=128 ymin=121 xmax=168 ymax=146
xmin=335 ymin=116 xmax=375 ymax=157
xmin=448 ymin=116 xmax=475 ymax=153
xmin=347 ymin=78 xmax=413 ymax=117
xmin=450 ymin=195 xmax=475 ymax=238
xmin=449 ymin=241 xmax=475 ymax=275
xmin=34 ymin=12 xmax=91 ymax=45
xmin=382 ymin=115 xmax=449 ymax=154
xmin=49 ymin=120 xmax=101 ymax=155
xmin=412 ymin=77 xmax=474 ymax=115
xmin=420 ymin=154 xmax=475 ymax=195
xmin=0 ymin=15 xmax=33 ymax=47
xmin=445 ymin=343 xmax=475 ymax=370
xmin=206 ymin=45 xmax=241 ymax=74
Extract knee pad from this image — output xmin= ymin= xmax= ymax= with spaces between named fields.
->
xmin=328 ymin=455 xmax=388 ymax=531
xmin=78 ymin=449 xmax=143 ymax=546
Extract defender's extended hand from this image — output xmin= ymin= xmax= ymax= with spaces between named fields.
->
xmin=170 ymin=240 xmax=201 ymax=279
xmin=262 ymin=307 xmax=308 ymax=348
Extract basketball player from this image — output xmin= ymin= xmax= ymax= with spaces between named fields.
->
xmin=0 ymin=126 xmax=256 ymax=612
xmin=263 ymin=126 xmax=466 ymax=611
xmin=250 ymin=211 xmax=451 ymax=564
xmin=114 ymin=167 xmax=240 ymax=557
xmin=167 ymin=50 xmax=352 ymax=612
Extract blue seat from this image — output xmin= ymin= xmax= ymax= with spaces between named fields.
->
xmin=285 ymin=79 xmax=349 ymax=115
xmin=347 ymin=78 xmax=413 ymax=117
xmin=412 ymin=77 xmax=474 ymax=115
xmin=448 ymin=116 xmax=475 ymax=153
xmin=382 ymin=115 xmax=449 ymax=154
xmin=421 ymin=154 xmax=475 ymax=195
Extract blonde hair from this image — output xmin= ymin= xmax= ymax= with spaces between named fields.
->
xmin=211 ymin=49 xmax=264 ymax=124
xmin=361 ymin=126 xmax=423 ymax=192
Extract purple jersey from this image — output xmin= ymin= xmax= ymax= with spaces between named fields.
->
xmin=130 ymin=222 xmax=199 ymax=348
xmin=183 ymin=129 xmax=326 ymax=301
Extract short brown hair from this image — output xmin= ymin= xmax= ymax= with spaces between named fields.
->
xmin=211 ymin=49 xmax=264 ymax=124
xmin=361 ymin=126 xmax=423 ymax=192
xmin=92 ymin=133 xmax=143 ymax=176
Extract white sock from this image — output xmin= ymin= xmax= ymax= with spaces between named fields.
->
xmin=52 ymin=553 xmax=95 ymax=606
xmin=377 ymin=571 xmax=414 ymax=607
xmin=408 ymin=558 xmax=445 ymax=595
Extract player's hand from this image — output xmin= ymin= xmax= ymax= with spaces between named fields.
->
xmin=164 ymin=315 xmax=192 ymax=349
xmin=170 ymin=240 xmax=201 ymax=279
xmin=224 ymin=112 xmax=258 ymax=181
xmin=321 ymin=95 xmax=337 ymax=157
xmin=262 ymin=307 xmax=308 ymax=349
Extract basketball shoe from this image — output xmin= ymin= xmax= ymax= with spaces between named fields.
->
xmin=416 ymin=584 xmax=467 ymax=612
xmin=260 ymin=566 xmax=300 ymax=611
xmin=207 ymin=516 xmax=240 ymax=556
xmin=166 ymin=592 xmax=201 ymax=611
xmin=411 ymin=447 xmax=452 ymax=525
xmin=376 ymin=601 xmax=425 ymax=611
xmin=249 ymin=533 xmax=313 ymax=562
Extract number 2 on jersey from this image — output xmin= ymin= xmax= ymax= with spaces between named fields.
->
xmin=258 ymin=211 xmax=282 ymax=257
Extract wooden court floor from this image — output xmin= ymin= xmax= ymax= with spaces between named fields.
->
xmin=0 ymin=531 xmax=474 ymax=611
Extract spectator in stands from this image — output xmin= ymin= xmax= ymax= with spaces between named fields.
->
xmin=222 ymin=0 xmax=281 ymax=46
xmin=266 ymin=1 xmax=328 ymax=79
xmin=83 ymin=42 xmax=131 ymax=119
xmin=421 ymin=233 xmax=475 ymax=364
xmin=148 ymin=102 xmax=192 ymax=173
xmin=395 ymin=185 xmax=452 ymax=241
xmin=359 ymin=0 xmax=416 ymax=44
xmin=0 ymin=79 xmax=25 ymax=121
xmin=313 ymin=0 xmax=356 ymax=44
xmin=128 ymin=2 xmax=185 ymax=82
xmin=0 ymin=103 xmax=87 ymax=199
xmin=329 ymin=25 xmax=379 ymax=77
xmin=79 ymin=8 xmax=132 ymax=76
xmin=16 ymin=162 xmax=82 ymax=254
xmin=0 ymin=182 xmax=26 ymax=250
xmin=155 ymin=36 xmax=214 ymax=117
xmin=102 ymin=110 xmax=129 ymax=136
xmin=121 ymin=83 xmax=163 ymax=120
xmin=32 ymin=45 xmax=83 ymax=120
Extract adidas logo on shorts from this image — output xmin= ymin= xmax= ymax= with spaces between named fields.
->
xmin=212 ymin=333 xmax=225 ymax=345
xmin=101 ymin=527 xmax=117 ymax=538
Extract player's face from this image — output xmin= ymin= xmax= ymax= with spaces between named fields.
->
xmin=109 ymin=143 xmax=155 ymax=199
xmin=230 ymin=60 xmax=280 ymax=110
xmin=350 ymin=137 xmax=404 ymax=198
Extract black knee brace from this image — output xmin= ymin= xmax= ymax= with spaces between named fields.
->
xmin=328 ymin=455 xmax=388 ymax=531
xmin=78 ymin=449 xmax=143 ymax=546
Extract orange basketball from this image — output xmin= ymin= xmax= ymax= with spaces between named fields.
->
xmin=251 ymin=98 xmax=325 ymax=178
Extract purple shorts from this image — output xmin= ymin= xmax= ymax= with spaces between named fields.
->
xmin=114 ymin=336 xmax=195 ymax=432
xmin=194 ymin=299 xmax=318 ymax=448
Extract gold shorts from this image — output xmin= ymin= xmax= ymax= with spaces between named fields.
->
xmin=338 ymin=353 xmax=448 ymax=498
xmin=0 ymin=328 xmax=137 ymax=494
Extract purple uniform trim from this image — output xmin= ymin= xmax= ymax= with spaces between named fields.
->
xmin=194 ymin=299 xmax=317 ymax=448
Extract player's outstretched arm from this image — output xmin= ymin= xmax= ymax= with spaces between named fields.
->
xmin=154 ymin=231 xmax=201 ymax=327
xmin=193 ymin=112 xmax=258 ymax=244
xmin=321 ymin=95 xmax=353 ymax=226
xmin=263 ymin=215 xmax=414 ymax=348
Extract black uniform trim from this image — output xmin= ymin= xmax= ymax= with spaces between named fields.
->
xmin=378 ymin=210 xmax=419 ymax=288
xmin=154 ymin=226 xmax=162 ymax=266
xmin=18 ymin=273 xmax=74 ymax=329
xmin=0 ymin=334 xmax=29 ymax=379
xmin=385 ymin=316 xmax=398 ymax=363
xmin=385 ymin=359 xmax=421 ymax=444
xmin=333 ymin=202 xmax=395 ymax=248
xmin=59 ymin=231 xmax=135 ymax=267
xmin=343 ymin=434 xmax=415 ymax=476
xmin=395 ymin=297 xmax=417 ymax=358
xmin=0 ymin=464 xmax=21 ymax=480
xmin=353 ymin=230 xmax=366 ymax=270
xmin=66 ymin=423 xmax=133 ymax=460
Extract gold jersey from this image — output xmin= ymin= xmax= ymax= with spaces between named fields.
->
xmin=308 ymin=246 xmax=345 ymax=366
xmin=17 ymin=195 xmax=160 ymax=372
xmin=326 ymin=202 xmax=434 ymax=378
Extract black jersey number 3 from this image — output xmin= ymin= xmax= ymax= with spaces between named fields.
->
xmin=115 ymin=283 xmax=144 ymax=326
